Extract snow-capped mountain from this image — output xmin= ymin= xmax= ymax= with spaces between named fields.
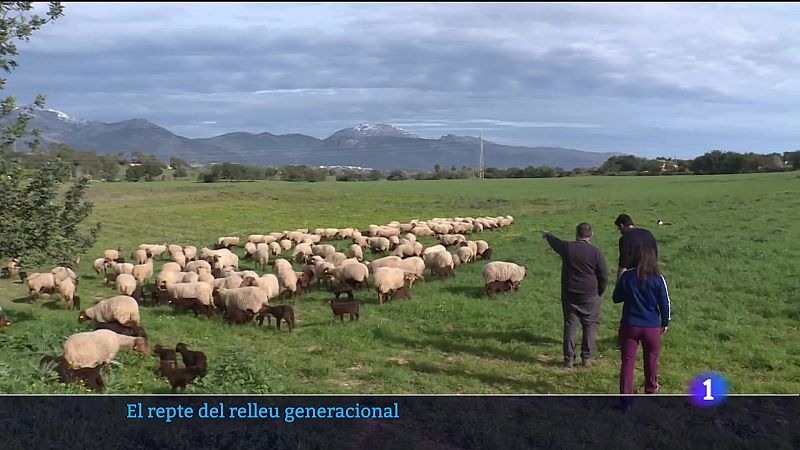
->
xmin=6 ymin=109 xmax=618 ymax=170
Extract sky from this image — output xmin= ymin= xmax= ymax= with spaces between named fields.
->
xmin=6 ymin=2 xmax=799 ymax=158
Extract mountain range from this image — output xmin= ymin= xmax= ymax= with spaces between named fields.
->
xmin=10 ymin=109 xmax=618 ymax=170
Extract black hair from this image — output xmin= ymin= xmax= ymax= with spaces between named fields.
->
xmin=614 ymin=214 xmax=634 ymax=227
xmin=576 ymin=223 xmax=592 ymax=239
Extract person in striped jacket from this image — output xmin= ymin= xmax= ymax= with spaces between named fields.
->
xmin=613 ymin=246 xmax=671 ymax=395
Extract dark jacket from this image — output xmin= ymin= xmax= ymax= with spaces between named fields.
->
xmin=618 ymin=228 xmax=658 ymax=269
xmin=545 ymin=234 xmax=609 ymax=301
xmin=612 ymin=268 xmax=671 ymax=328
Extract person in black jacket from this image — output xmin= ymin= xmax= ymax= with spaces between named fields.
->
xmin=543 ymin=223 xmax=609 ymax=368
xmin=615 ymin=214 xmax=658 ymax=279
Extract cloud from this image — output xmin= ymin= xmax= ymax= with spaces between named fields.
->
xmin=4 ymin=3 xmax=799 ymax=157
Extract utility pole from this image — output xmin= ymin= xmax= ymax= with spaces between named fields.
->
xmin=479 ymin=133 xmax=485 ymax=179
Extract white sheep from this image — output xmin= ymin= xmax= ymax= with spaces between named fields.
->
xmin=116 ymin=273 xmax=137 ymax=296
xmin=273 ymin=259 xmax=297 ymax=294
xmin=279 ymin=239 xmax=293 ymax=251
xmin=482 ymin=261 xmax=527 ymax=288
xmin=183 ymin=260 xmax=211 ymax=274
xmin=55 ymin=276 xmax=77 ymax=310
xmin=456 ymin=246 xmax=476 ymax=264
xmin=134 ymin=249 xmax=148 ymax=265
xmin=475 ymin=240 xmax=490 ymax=257
xmin=368 ymin=237 xmax=391 ymax=252
xmin=132 ymin=259 xmax=154 ymax=285
xmin=217 ymin=236 xmax=241 ymax=248
xmin=313 ymin=244 xmax=336 ymax=259
xmin=26 ymin=272 xmax=55 ymax=298
xmin=213 ymin=274 xmax=244 ymax=290
xmin=160 ymin=262 xmax=183 ymax=273
xmin=292 ymin=242 xmax=313 ymax=263
xmin=373 ymin=267 xmax=419 ymax=304
xmin=183 ymin=246 xmax=197 ymax=261
xmin=330 ymin=262 xmax=369 ymax=287
xmin=422 ymin=245 xmax=447 ymax=256
xmin=253 ymin=246 xmax=270 ymax=270
xmin=63 ymin=329 xmax=150 ymax=370
xmin=240 ymin=274 xmax=280 ymax=301
xmin=424 ymin=251 xmax=454 ymax=275
xmin=181 ymin=272 xmax=200 ymax=284
xmin=392 ymin=242 xmax=423 ymax=258
xmin=93 ymin=257 xmax=107 ymax=277
xmin=268 ymin=242 xmax=282 ymax=257
xmin=216 ymin=287 xmax=269 ymax=314
xmin=368 ymin=256 xmax=404 ymax=272
xmin=346 ymin=244 xmax=364 ymax=261
xmin=79 ymin=295 xmax=141 ymax=326
xmin=157 ymin=270 xmax=182 ymax=288
xmin=165 ymin=282 xmax=214 ymax=307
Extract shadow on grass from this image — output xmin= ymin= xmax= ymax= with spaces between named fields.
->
xmin=10 ymin=296 xmax=34 ymax=304
xmin=442 ymin=285 xmax=485 ymax=299
xmin=1 ymin=309 xmax=36 ymax=324
xmin=41 ymin=300 xmax=69 ymax=311
xmin=406 ymin=361 xmax=555 ymax=392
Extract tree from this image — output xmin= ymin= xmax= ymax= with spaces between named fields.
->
xmin=366 ymin=169 xmax=383 ymax=181
xmin=0 ymin=3 xmax=99 ymax=267
xmin=387 ymin=170 xmax=408 ymax=181
xmin=434 ymin=164 xmax=441 ymax=173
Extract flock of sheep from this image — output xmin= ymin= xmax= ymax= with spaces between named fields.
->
xmin=13 ymin=215 xmax=527 ymax=392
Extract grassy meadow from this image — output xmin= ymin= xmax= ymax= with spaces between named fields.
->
xmin=0 ymin=172 xmax=797 ymax=394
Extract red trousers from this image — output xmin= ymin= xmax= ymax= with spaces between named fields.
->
xmin=619 ymin=325 xmax=661 ymax=395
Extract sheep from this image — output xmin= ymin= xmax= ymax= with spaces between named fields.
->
xmin=113 ymin=273 xmax=135 ymax=296
xmin=225 ymin=308 xmax=255 ymax=325
xmin=368 ymin=237 xmax=390 ymax=253
xmin=133 ymin=249 xmax=149 ymax=265
xmin=373 ymin=267 xmax=420 ymax=304
xmin=353 ymin=236 xmax=370 ymax=248
xmin=424 ymin=250 xmax=454 ymax=277
xmin=157 ymin=270 xmax=182 ymax=289
xmin=462 ymin=240 xmax=479 ymax=256
xmin=433 ymin=266 xmax=456 ymax=280
xmin=103 ymin=247 xmax=122 ymax=262
xmin=253 ymin=246 xmax=270 ymax=270
xmin=217 ymin=236 xmax=240 ymax=249
xmin=475 ymin=240 xmax=490 ymax=257
xmin=213 ymin=274 xmax=245 ymax=291
xmin=268 ymin=241 xmax=282 ymax=257
xmin=439 ymin=234 xmax=466 ymax=247
xmin=1 ymin=258 xmax=20 ymax=279
xmin=92 ymin=258 xmax=108 ymax=277
xmin=313 ymin=261 xmax=337 ymax=287
xmin=410 ymin=226 xmax=435 ymax=237
xmin=197 ymin=270 xmax=215 ymax=286
xmin=346 ymin=244 xmax=364 ymax=261
xmin=214 ymin=287 xmax=269 ymax=315
xmin=113 ymin=262 xmax=134 ymax=275
xmin=165 ymin=282 xmax=214 ymax=309
xmin=140 ymin=244 xmax=168 ymax=259
xmin=132 ymin=259 xmax=154 ymax=285
xmin=51 ymin=275 xmax=76 ymax=310
xmin=368 ymin=256 xmax=403 ymax=272
xmin=26 ymin=272 xmax=56 ymax=299
xmin=211 ymin=251 xmax=239 ymax=271
xmin=243 ymin=242 xmax=257 ymax=260
xmin=330 ymin=262 xmax=370 ymax=289
xmin=484 ymin=280 xmax=514 ymax=297
xmin=451 ymin=252 xmax=462 ymax=268
xmin=279 ymin=239 xmax=292 ymax=252
xmin=182 ymin=245 xmax=197 ymax=261
xmin=51 ymin=266 xmax=77 ymax=285
xmin=169 ymin=297 xmax=211 ymax=317
xmin=337 ymin=228 xmax=356 ymax=240
xmin=456 ymin=246 xmax=476 ymax=264
xmin=422 ymin=244 xmax=447 ymax=256
xmin=325 ymin=252 xmax=347 ymax=267
xmin=292 ymin=242 xmax=313 ymax=263
xmin=389 ymin=281 xmax=412 ymax=301
xmin=388 ymin=235 xmax=400 ymax=250
xmin=160 ymin=363 xmax=204 ymax=393
xmin=153 ymin=345 xmax=178 ymax=368
xmin=40 ymin=355 xmax=104 ymax=392
xmin=171 ymin=250 xmax=187 ymax=268
xmin=256 ymin=305 xmax=296 ymax=332
xmin=158 ymin=262 xmax=180 ymax=273
xmin=94 ymin=321 xmax=148 ymax=338
xmin=247 ymin=234 xmax=266 ymax=244
xmin=480 ymin=248 xmax=493 ymax=260
xmin=273 ymin=259 xmax=298 ymax=295
xmin=329 ymin=282 xmax=354 ymax=300
xmin=63 ymin=329 xmax=151 ymax=371
xmin=183 ymin=260 xmax=211 ymax=274
xmin=482 ymin=262 xmax=528 ymax=288
xmin=391 ymin=242 xmax=423 ymax=258
xmin=79 ymin=295 xmax=141 ymax=327
xmin=325 ymin=299 xmax=360 ymax=324
xmin=174 ymin=343 xmax=208 ymax=378
xmin=181 ymin=271 xmax=199 ymax=284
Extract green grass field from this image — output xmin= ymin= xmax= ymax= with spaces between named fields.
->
xmin=0 ymin=172 xmax=797 ymax=394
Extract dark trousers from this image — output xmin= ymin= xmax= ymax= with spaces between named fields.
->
xmin=619 ymin=325 xmax=661 ymax=394
xmin=562 ymin=296 xmax=601 ymax=363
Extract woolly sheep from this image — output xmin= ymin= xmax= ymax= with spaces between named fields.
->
xmin=167 ymin=244 xmax=183 ymax=256
xmin=213 ymin=274 xmax=244 ymax=290
xmin=410 ymin=226 xmax=435 ymax=237
xmin=346 ymin=244 xmax=364 ymax=261
xmin=268 ymin=242 xmax=282 ymax=257
xmin=439 ymin=234 xmax=467 ymax=247
xmin=79 ymin=295 xmax=141 ymax=326
xmin=451 ymin=252 xmax=462 ymax=268
xmin=326 ymin=252 xmax=347 ymax=267
xmin=391 ymin=242 xmax=423 ymax=258
xmin=353 ymin=236 xmax=370 ymax=248
xmin=63 ymin=329 xmax=150 ymax=370
xmin=369 ymin=237 xmax=390 ymax=252
xmin=279 ymin=239 xmax=292 ymax=251
xmin=197 ymin=271 xmax=215 ymax=286
xmin=424 ymin=251 xmax=454 ymax=274
xmin=462 ymin=240 xmax=478 ymax=256
xmin=161 ymin=262 xmax=182 ymax=273
xmin=404 ymin=233 xmax=417 ymax=243
xmin=51 ymin=266 xmax=77 ymax=284
xmin=243 ymin=242 xmax=257 ymax=259
xmin=183 ymin=260 xmax=211 ymax=274
xmin=475 ymin=240 xmax=490 ymax=257
xmin=157 ymin=270 xmax=182 ymax=288
xmin=337 ymin=228 xmax=356 ymax=239
xmin=273 ymin=259 xmax=297 ymax=294
xmin=482 ymin=261 xmax=528 ymax=286
xmin=56 ymin=277 xmax=77 ymax=310
xmin=165 ymin=282 xmax=214 ymax=307
xmin=211 ymin=252 xmax=239 ymax=271
xmin=217 ymin=236 xmax=240 ymax=248
xmin=330 ymin=262 xmax=369 ymax=287
xmin=103 ymin=248 xmax=120 ymax=262
xmin=215 ymin=287 xmax=269 ymax=315
xmin=183 ymin=245 xmax=197 ymax=261
xmin=253 ymin=247 xmax=270 ymax=270
xmin=113 ymin=262 xmax=134 ymax=275
xmin=26 ymin=272 xmax=55 ymax=298
xmin=368 ymin=256 xmax=403 ymax=272
xmin=171 ymin=250 xmax=187 ymax=268
xmin=313 ymin=244 xmax=336 ymax=259
xmin=93 ymin=258 xmax=107 ymax=276
xmin=134 ymin=249 xmax=148 ymax=265
xmin=373 ymin=267 xmax=419 ymax=304
xmin=116 ymin=274 xmax=137 ymax=296
xmin=456 ymin=246 xmax=475 ymax=264
xmin=132 ymin=259 xmax=154 ymax=285
xmin=422 ymin=245 xmax=447 ymax=256
xmin=247 ymin=234 xmax=266 ymax=244
xmin=292 ymin=242 xmax=313 ymax=263
xmin=239 ymin=274 xmax=280 ymax=300
xmin=181 ymin=272 xmax=200 ymax=283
